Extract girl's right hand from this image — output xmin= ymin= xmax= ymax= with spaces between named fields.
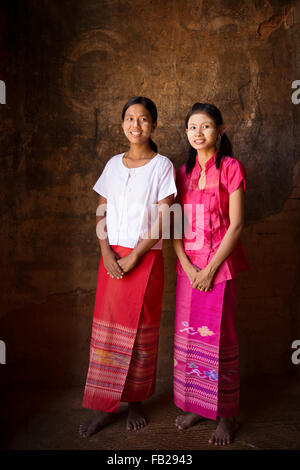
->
xmin=182 ymin=260 xmax=200 ymax=285
xmin=102 ymin=247 xmax=124 ymax=279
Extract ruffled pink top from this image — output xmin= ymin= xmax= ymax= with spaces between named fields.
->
xmin=176 ymin=149 xmax=250 ymax=285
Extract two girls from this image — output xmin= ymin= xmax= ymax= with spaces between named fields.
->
xmin=80 ymin=98 xmax=249 ymax=447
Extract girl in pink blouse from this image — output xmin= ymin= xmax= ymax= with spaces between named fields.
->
xmin=173 ymin=103 xmax=250 ymax=446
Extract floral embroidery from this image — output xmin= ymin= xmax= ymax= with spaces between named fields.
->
xmin=204 ymin=370 xmax=218 ymax=381
xmin=187 ymin=363 xmax=218 ymax=381
xmin=197 ymin=326 xmax=214 ymax=336
xmin=187 ymin=368 xmax=203 ymax=377
xmin=180 ymin=321 xmax=214 ymax=337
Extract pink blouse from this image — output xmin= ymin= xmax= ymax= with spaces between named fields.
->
xmin=176 ymin=149 xmax=250 ymax=285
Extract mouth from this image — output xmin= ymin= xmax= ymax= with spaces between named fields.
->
xmin=194 ymin=139 xmax=205 ymax=144
xmin=130 ymin=131 xmax=143 ymax=137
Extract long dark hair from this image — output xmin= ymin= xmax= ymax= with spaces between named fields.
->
xmin=185 ymin=103 xmax=232 ymax=173
xmin=121 ymin=96 xmax=158 ymax=152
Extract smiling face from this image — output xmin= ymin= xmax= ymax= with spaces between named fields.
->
xmin=186 ymin=112 xmax=220 ymax=152
xmin=122 ymin=103 xmax=156 ymax=145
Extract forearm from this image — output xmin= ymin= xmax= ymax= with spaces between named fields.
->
xmin=173 ymin=238 xmax=191 ymax=269
xmin=206 ymin=223 xmax=244 ymax=276
xmin=131 ymin=211 xmax=164 ymax=259
xmin=96 ymin=214 xmax=111 ymax=254
xmin=95 ymin=196 xmax=112 ymax=254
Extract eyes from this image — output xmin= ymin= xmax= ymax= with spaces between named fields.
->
xmin=188 ymin=123 xmax=212 ymax=131
xmin=126 ymin=116 xmax=149 ymax=122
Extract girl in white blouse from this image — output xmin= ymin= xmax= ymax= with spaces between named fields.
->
xmin=80 ymin=96 xmax=177 ymax=438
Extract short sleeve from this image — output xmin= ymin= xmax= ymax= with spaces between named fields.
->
xmin=93 ymin=161 xmax=110 ymax=197
xmin=226 ymin=158 xmax=247 ymax=195
xmin=157 ymin=160 xmax=177 ymax=201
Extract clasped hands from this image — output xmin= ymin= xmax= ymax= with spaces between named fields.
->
xmin=184 ymin=262 xmax=214 ymax=292
xmin=103 ymin=247 xmax=138 ymax=279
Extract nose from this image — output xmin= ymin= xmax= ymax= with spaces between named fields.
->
xmin=132 ymin=118 xmax=140 ymax=128
xmin=195 ymin=127 xmax=204 ymax=136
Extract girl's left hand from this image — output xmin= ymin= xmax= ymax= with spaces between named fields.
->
xmin=117 ymin=252 xmax=139 ymax=274
xmin=192 ymin=267 xmax=214 ymax=292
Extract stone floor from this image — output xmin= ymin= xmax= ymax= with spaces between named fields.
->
xmin=1 ymin=373 xmax=300 ymax=450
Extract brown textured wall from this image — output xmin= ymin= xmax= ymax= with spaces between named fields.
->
xmin=0 ymin=0 xmax=300 ymax=389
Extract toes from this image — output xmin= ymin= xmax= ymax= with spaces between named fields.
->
xmin=175 ymin=416 xmax=185 ymax=429
xmin=127 ymin=415 xmax=147 ymax=431
xmin=79 ymin=425 xmax=88 ymax=437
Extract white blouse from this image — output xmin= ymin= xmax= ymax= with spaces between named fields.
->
xmin=93 ymin=153 xmax=177 ymax=249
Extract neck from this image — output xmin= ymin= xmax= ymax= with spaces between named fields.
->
xmin=197 ymin=147 xmax=216 ymax=169
xmin=128 ymin=142 xmax=153 ymax=159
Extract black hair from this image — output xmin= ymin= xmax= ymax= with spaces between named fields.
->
xmin=185 ymin=103 xmax=232 ymax=173
xmin=121 ymin=96 xmax=158 ymax=152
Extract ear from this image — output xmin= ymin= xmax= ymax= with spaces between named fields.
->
xmin=151 ymin=122 xmax=157 ymax=132
xmin=185 ymin=128 xmax=189 ymax=135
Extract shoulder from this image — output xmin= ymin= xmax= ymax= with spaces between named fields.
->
xmin=100 ymin=153 xmax=124 ymax=173
xmin=105 ymin=153 xmax=124 ymax=167
xmin=155 ymin=153 xmax=175 ymax=169
xmin=153 ymin=154 xmax=176 ymax=177
xmin=221 ymin=156 xmax=247 ymax=175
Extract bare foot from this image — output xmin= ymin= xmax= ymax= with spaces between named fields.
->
xmin=208 ymin=417 xmax=238 ymax=446
xmin=126 ymin=402 xmax=147 ymax=431
xmin=175 ymin=412 xmax=204 ymax=430
xmin=79 ymin=411 xmax=116 ymax=438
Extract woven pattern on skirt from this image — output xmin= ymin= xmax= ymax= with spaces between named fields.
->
xmin=83 ymin=246 xmax=164 ymax=412
xmin=174 ymin=272 xmax=239 ymax=420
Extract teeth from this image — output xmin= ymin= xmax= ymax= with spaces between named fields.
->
xmin=131 ymin=132 xmax=142 ymax=136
